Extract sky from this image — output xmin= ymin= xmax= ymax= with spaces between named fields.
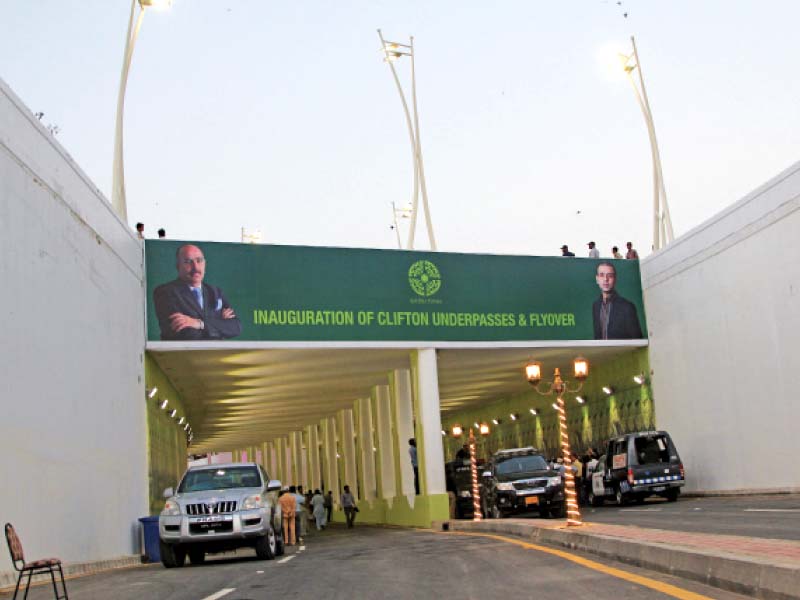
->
xmin=2 ymin=0 xmax=799 ymax=258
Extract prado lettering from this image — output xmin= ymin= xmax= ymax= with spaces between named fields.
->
xmin=145 ymin=241 xmax=647 ymax=342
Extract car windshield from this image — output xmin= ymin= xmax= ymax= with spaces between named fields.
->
xmin=633 ymin=436 xmax=672 ymax=465
xmin=495 ymin=454 xmax=548 ymax=475
xmin=178 ymin=466 xmax=261 ymax=493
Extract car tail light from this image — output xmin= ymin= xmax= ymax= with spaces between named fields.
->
xmin=679 ymin=463 xmax=685 ymax=479
xmin=627 ymin=468 xmax=634 ymax=485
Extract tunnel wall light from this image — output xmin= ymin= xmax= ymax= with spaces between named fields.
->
xmin=479 ymin=423 xmax=490 ymax=436
xmin=633 ymin=373 xmax=646 ymax=385
xmin=147 ymin=387 xmax=158 ymax=399
xmin=178 ymin=416 xmax=185 ymax=425
xmin=169 ymin=409 xmax=177 ymax=418
xmin=529 ymin=408 xmax=538 ymax=416
xmin=576 ymin=396 xmax=585 ymax=404
xmin=159 ymin=399 xmax=169 ymax=410
xmin=602 ymin=386 xmax=614 ymax=395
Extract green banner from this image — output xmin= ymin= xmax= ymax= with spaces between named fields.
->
xmin=145 ymin=241 xmax=647 ymax=342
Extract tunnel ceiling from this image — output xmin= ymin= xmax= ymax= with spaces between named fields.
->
xmin=148 ymin=344 xmax=645 ymax=453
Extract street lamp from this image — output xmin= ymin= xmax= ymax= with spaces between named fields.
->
xmin=377 ymin=30 xmax=436 ymax=251
xmin=111 ymin=0 xmax=172 ymax=221
xmin=525 ymin=357 xmax=589 ymax=527
xmin=618 ymin=36 xmax=674 ymax=251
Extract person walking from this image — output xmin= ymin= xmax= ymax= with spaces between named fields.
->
xmin=135 ymin=222 xmax=145 ymax=239
xmin=625 ymin=242 xmax=639 ymax=259
xmin=311 ymin=489 xmax=326 ymax=530
xmin=560 ymin=244 xmax=575 ymax=257
xmin=408 ymin=438 xmax=419 ymax=495
xmin=157 ymin=228 xmax=166 ymax=239
xmin=341 ymin=485 xmax=357 ymax=528
xmin=291 ymin=486 xmax=305 ymax=543
xmin=277 ymin=488 xmax=296 ymax=545
xmin=324 ymin=490 xmax=333 ymax=524
xmin=612 ymin=246 xmax=623 ymax=259
xmin=587 ymin=242 xmax=600 ymax=259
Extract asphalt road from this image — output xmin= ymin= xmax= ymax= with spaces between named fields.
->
xmin=2 ymin=526 xmax=751 ymax=600
xmin=580 ymin=493 xmax=800 ymax=539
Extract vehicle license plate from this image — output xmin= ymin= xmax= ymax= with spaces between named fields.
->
xmin=525 ymin=496 xmax=539 ymax=506
xmin=652 ymin=486 xmax=666 ymax=492
xmin=192 ymin=515 xmax=232 ymax=524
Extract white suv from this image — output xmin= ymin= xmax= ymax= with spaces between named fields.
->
xmin=158 ymin=462 xmax=283 ymax=567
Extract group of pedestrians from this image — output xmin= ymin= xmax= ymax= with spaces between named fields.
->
xmin=276 ymin=484 xmax=361 ymax=545
xmin=549 ymin=449 xmax=601 ymax=506
xmin=560 ymin=241 xmax=639 ymax=259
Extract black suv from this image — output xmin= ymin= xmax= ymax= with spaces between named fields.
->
xmin=482 ymin=448 xmax=565 ymax=518
xmin=446 ymin=458 xmax=486 ymax=519
xmin=589 ymin=430 xmax=684 ymax=505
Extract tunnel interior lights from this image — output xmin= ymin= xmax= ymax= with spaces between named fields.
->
xmin=551 ymin=403 xmax=559 ymax=411
xmin=479 ymin=423 xmax=490 ymax=436
xmin=509 ymin=413 xmax=518 ymax=421
xmin=524 ymin=361 xmax=542 ymax=386
xmin=573 ymin=357 xmax=589 ymax=380
xmin=529 ymin=408 xmax=538 ymax=416
xmin=491 ymin=418 xmax=501 ymax=425
xmin=441 ymin=429 xmax=446 ymax=436
xmin=147 ymin=387 xmax=158 ymax=399
xmin=633 ymin=373 xmax=646 ymax=385
xmin=602 ymin=386 xmax=614 ymax=395
xmin=184 ymin=423 xmax=190 ymax=431
xmin=159 ymin=399 xmax=169 ymax=410
xmin=473 ymin=422 xmax=480 ymax=429
xmin=178 ymin=417 xmax=185 ymax=425
xmin=169 ymin=409 xmax=177 ymax=418
xmin=451 ymin=424 xmax=463 ymax=438
xmin=576 ymin=396 xmax=585 ymax=404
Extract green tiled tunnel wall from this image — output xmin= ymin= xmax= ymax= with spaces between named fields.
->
xmin=145 ymin=354 xmax=189 ymax=515
xmin=442 ymin=348 xmax=654 ymax=460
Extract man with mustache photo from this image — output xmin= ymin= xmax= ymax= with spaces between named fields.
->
xmin=153 ymin=244 xmax=242 ymax=341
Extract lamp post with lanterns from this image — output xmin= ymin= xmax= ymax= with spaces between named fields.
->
xmin=450 ymin=422 xmax=490 ymax=521
xmin=524 ymin=357 xmax=589 ymax=527
xmin=377 ymin=30 xmax=436 ymax=251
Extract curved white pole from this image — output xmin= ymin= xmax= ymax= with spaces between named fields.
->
xmin=377 ymin=30 xmax=420 ymax=250
xmin=112 ymin=0 xmax=146 ymax=222
xmin=409 ymin=37 xmax=436 ymax=251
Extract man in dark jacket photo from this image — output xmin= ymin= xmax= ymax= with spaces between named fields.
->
xmin=592 ymin=262 xmax=643 ymax=340
xmin=153 ymin=244 xmax=242 ymax=341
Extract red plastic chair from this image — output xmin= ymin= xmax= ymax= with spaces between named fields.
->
xmin=4 ymin=523 xmax=68 ymax=599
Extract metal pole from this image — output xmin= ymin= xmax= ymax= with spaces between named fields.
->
xmin=553 ymin=369 xmax=582 ymax=526
xmin=112 ymin=0 xmax=146 ymax=221
xmin=391 ymin=202 xmax=403 ymax=249
xmin=469 ymin=428 xmax=481 ymax=521
xmin=377 ymin=30 xmax=420 ymax=250
xmin=630 ymin=36 xmax=674 ymax=249
xmin=409 ymin=37 xmax=437 ymax=251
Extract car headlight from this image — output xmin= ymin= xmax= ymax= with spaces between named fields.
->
xmin=496 ymin=482 xmax=514 ymax=491
xmin=458 ymin=490 xmax=472 ymax=498
xmin=161 ymin=499 xmax=181 ymax=516
xmin=242 ymin=494 xmax=263 ymax=510
xmin=546 ymin=476 xmax=562 ymax=488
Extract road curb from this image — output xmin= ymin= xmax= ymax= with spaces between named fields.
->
xmin=0 ymin=555 xmax=144 ymax=593
xmin=434 ymin=520 xmax=800 ymax=600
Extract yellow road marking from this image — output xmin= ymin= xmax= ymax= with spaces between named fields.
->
xmin=434 ymin=530 xmax=712 ymax=600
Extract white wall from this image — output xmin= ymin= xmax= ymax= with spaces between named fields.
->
xmin=642 ymin=161 xmax=800 ymax=493
xmin=0 ymin=77 xmax=148 ymax=580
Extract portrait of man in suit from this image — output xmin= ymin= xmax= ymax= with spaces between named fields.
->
xmin=153 ymin=244 xmax=242 ymax=341
xmin=592 ymin=262 xmax=643 ymax=340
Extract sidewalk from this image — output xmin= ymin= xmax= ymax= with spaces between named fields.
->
xmin=435 ymin=518 xmax=800 ymax=600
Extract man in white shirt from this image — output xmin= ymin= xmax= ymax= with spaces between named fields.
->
xmin=588 ymin=241 xmax=600 ymax=259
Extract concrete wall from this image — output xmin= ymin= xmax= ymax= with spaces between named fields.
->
xmin=642 ymin=161 xmax=800 ymax=493
xmin=0 ymin=77 xmax=148 ymax=582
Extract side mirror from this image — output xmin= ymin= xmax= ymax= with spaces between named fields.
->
xmin=267 ymin=479 xmax=282 ymax=492
xmin=163 ymin=487 xmax=174 ymax=499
